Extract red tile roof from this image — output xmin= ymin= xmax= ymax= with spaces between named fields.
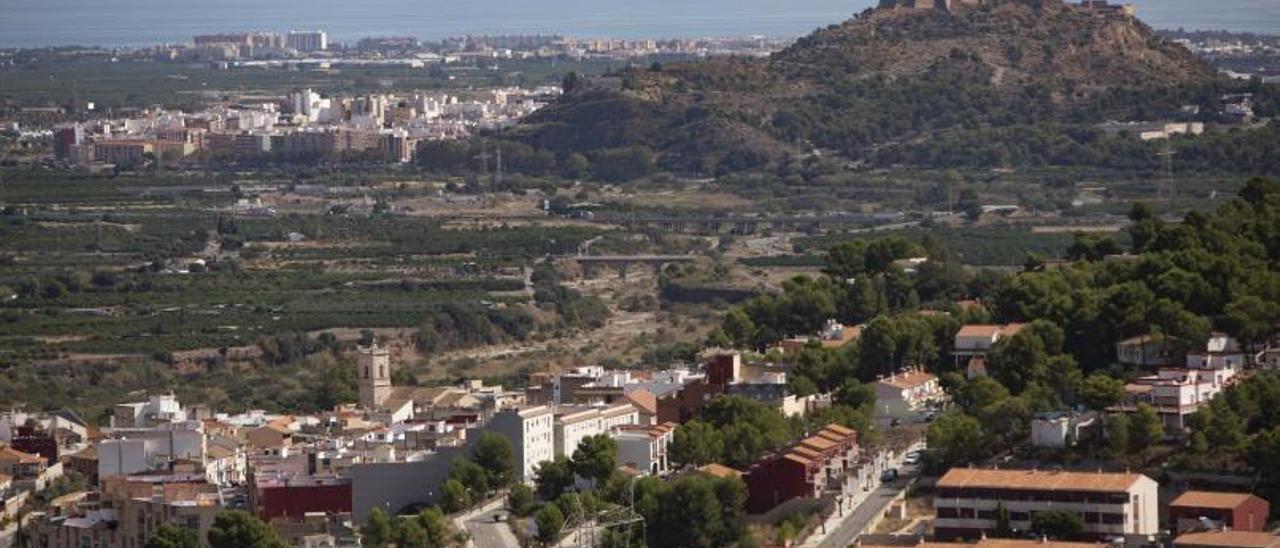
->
xmin=938 ymin=468 xmax=1146 ymax=494
xmin=1170 ymin=490 xmax=1260 ymax=510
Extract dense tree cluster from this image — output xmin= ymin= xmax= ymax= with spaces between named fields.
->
xmin=361 ymin=506 xmax=454 ymax=548
xmin=666 ymin=395 xmax=800 ymax=469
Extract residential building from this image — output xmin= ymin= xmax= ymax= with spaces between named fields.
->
xmin=486 ymin=405 xmax=554 ymax=482
xmin=778 ymin=319 xmax=863 ymax=354
xmin=1185 ymin=333 xmax=1245 ymax=376
xmin=873 ymin=369 xmax=944 ymax=421
xmin=255 ymin=476 xmax=352 ymax=521
xmin=554 ymin=406 xmax=604 ymax=457
xmin=1030 ymin=412 xmax=1099 ymax=448
xmin=933 ymin=468 xmax=1160 ymax=542
xmin=1174 ymin=531 xmax=1280 ymax=548
xmin=98 ymin=422 xmax=206 ymax=479
xmin=1169 ymin=491 xmax=1269 ymax=532
xmin=32 ymin=477 xmax=221 ymax=548
xmin=1116 ymin=334 xmax=1185 ymax=367
xmin=1117 ymin=369 xmax=1225 ymax=431
xmin=954 ymin=324 xmax=1025 ymax=367
xmin=552 ymin=403 xmax=640 ymax=456
xmin=287 ymin=30 xmax=328 ymax=52
xmin=350 ymin=452 xmax=459 ymax=523
xmin=612 ymin=422 xmax=676 ymax=476
xmin=9 ymin=423 xmax=60 ymax=463
xmin=113 ymin=394 xmax=187 ymax=428
xmin=92 ymin=139 xmax=155 ymax=167
xmin=744 ymin=424 xmax=858 ymax=513
xmin=0 ymin=445 xmax=46 ymax=479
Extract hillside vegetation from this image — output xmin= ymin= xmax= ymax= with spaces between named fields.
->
xmin=513 ymin=0 xmax=1273 ymax=175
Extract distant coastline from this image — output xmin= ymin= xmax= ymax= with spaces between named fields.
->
xmin=0 ymin=0 xmax=1277 ymax=49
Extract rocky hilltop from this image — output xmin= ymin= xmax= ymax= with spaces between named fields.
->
xmin=513 ymin=0 xmax=1217 ymax=172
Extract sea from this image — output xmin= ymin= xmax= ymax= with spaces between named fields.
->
xmin=0 ymin=0 xmax=1276 ymax=48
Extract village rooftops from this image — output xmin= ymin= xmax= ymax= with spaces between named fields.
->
xmin=0 ymin=444 xmax=45 ymax=464
xmin=613 ymin=422 xmax=676 ymax=439
xmin=1174 ymin=530 xmax=1280 ymax=548
xmin=623 ymin=389 xmax=657 ymax=416
xmin=937 ymin=468 xmax=1146 ymax=494
xmin=513 ymin=405 xmax=554 ymax=418
xmin=1170 ymin=490 xmax=1260 ymax=509
xmin=863 ymin=541 xmax=1106 ymax=548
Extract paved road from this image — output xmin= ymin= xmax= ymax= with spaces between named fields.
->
xmin=821 ymin=464 xmax=921 ymax=547
xmin=465 ymin=507 xmax=520 ymax=548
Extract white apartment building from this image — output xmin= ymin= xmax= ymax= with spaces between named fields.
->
xmin=98 ymin=422 xmax=206 ymax=479
xmin=553 ymin=403 xmax=638 ymax=457
xmin=488 ymin=405 xmax=554 ymax=482
xmin=287 ymin=30 xmax=328 ymax=52
xmin=934 ymin=468 xmax=1160 ymax=543
xmin=112 ymin=394 xmax=187 ymax=428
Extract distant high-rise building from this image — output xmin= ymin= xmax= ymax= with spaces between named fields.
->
xmin=287 ymin=30 xmax=328 ymax=53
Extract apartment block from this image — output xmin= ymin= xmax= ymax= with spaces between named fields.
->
xmin=933 ymin=468 xmax=1159 ymax=542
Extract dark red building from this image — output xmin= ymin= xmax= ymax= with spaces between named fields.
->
xmin=11 ymin=426 xmax=58 ymax=463
xmin=256 ymin=477 xmax=352 ymax=520
xmin=655 ymin=378 xmax=723 ymax=425
xmin=745 ymin=424 xmax=858 ymax=513
xmin=706 ymin=354 xmax=741 ymax=386
xmin=1170 ymin=491 xmax=1270 ymax=532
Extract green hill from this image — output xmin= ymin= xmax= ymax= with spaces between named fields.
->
xmin=512 ymin=0 xmax=1224 ymax=174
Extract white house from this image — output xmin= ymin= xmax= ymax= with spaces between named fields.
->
xmin=873 ymin=369 xmax=944 ymax=421
xmin=612 ymin=422 xmax=677 ymax=476
xmin=112 ymin=394 xmax=187 ymax=428
xmin=953 ymin=324 xmax=1024 ymax=366
xmin=1119 ymin=368 xmax=1225 ymax=430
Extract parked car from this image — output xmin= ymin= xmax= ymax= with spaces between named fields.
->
xmin=903 ymin=451 xmax=922 ymax=465
xmin=880 ymin=468 xmax=899 ymax=482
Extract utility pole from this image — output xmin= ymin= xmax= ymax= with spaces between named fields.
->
xmin=477 ymin=141 xmax=490 ymax=185
xmin=1156 ymin=140 xmax=1177 ymax=202
xmin=494 ymin=137 xmax=503 ymax=190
